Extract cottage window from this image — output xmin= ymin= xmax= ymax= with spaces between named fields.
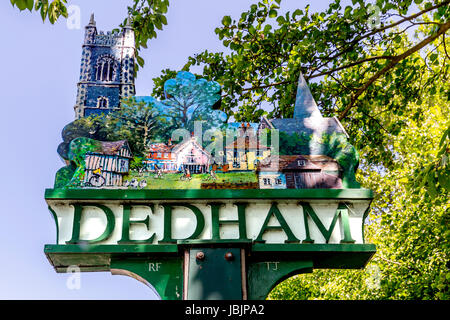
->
xmin=187 ymin=149 xmax=195 ymax=164
xmin=298 ymin=160 xmax=306 ymax=166
xmin=263 ymin=178 xmax=272 ymax=186
xmin=275 ymin=178 xmax=282 ymax=185
xmin=119 ymin=159 xmax=128 ymax=172
xmin=164 ymin=153 xmax=168 ymax=158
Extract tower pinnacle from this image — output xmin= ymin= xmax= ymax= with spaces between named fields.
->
xmin=89 ymin=13 xmax=96 ymax=26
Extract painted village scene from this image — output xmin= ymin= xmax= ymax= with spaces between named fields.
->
xmin=54 ymin=15 xmax=361 ymax=191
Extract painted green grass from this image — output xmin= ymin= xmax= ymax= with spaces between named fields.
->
xmin=124 ymin=171 xmax=258 ymax=189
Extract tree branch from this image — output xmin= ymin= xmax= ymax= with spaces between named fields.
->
xmin=443 ymin=32 xmax=450 ymax=61
xmin=309 ymin=55 xmax=396 ymax=79
xmin=316 ymin=1 xmax=450 ymax=65
xmin=350 ymin=1 xmax=449 ymax=49
xmin=222 ymin=79 xmax=293 ymax=97
xmin=338 ymin=20 xmax=450 ymax=121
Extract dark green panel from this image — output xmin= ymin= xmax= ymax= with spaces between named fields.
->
xmin=187 ymin=248 xmax=242 ymax=300
xmin=247 ymin=260 xmax=313 ymax=300
xmin=47 ymin=253 xmax=110 ymax=269
xmin=111 ymin=257 xmax=183 ymax=300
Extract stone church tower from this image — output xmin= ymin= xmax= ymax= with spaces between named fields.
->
xmin=74 ymin=14 xmax=136 ymax=119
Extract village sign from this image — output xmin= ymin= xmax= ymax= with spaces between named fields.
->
xmin=44 ymin=16 xmax=376 ymax=300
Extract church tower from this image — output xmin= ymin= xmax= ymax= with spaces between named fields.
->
xmin=74 ymin=14 xmax=136 ymax=119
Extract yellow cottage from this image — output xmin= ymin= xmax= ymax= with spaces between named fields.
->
xmin=225 ymin=123 xmax=271 ymax=171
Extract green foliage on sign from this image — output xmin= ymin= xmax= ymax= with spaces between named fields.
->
xmin=67 ymin=137 xmax=102 ymax=187
xmin=57 ymin=114 xmax=108 ymax=161
xmin=130 ymin=155 xmax=146 ymax=172
xmin=106 ymin=97 xmax=165 ymax=156
xmin=53 ymin=163 xmax=76 ymax=188
xmin=58 ymin=98 xmax=164 ymax=161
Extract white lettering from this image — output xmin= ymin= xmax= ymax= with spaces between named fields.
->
xmin=186 ymin=304 xmax=220 ymax=317
xmin=149 ymin=262 xmax=162 ymax=272
xmin=266 ymin=262 xmax=279 ymax=271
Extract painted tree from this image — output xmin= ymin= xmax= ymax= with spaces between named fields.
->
xmin=106 ymin=97 xmax=163 ymax=156
xmin=55 ymin=137 xmax=103 ymax=188
xmin=160 ymin=71 xmax=227 ymax=133
xmin=57 ymin=98 xmax=163 ymax=162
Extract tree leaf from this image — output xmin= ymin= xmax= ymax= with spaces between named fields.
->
xmin=222 ymin=15 xmax=232 ymax=26
xmin=269 ymin=9 xmax=278 ymax=18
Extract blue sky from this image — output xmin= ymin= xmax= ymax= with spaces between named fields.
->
xmin=0 ymin=0 xmax=334 ymax=299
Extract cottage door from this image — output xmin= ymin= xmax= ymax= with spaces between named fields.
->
xmin=294 ymin=171 xmax=322 ymax=189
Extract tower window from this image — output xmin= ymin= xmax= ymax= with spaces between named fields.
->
xmin=96 ymin=56 xmax=116 ymax=82
xmin=97 ymin=97 xmax=109 ymax=108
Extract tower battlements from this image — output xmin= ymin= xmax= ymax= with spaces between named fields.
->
xmin=83 ymin=13 xmax=135 ymax=48
xmin=86 ymin=30 xmax=123 ymax=46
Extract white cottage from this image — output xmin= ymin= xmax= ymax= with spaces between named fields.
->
xmin=172 ymin=136 xmax=212 ymax=174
